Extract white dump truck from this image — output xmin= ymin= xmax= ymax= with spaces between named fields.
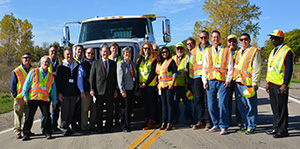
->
xmin=60 ymin=14 xmax=171 ymax=61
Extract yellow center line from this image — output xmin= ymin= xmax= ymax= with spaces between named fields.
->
xmin=139 ymin=129 xmax=165 ymax=149
xmin=126 ymin=129 xmax=155 ymax=149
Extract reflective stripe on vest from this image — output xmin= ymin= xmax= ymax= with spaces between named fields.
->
xmin=28 ymin=68 xmax=54 ymax=102
xmin=137 ymin=57 xmax=157 ymax=86
xmin=206 ymin=46 xmax=230 ymax=81
xmin=266 ymin=44 xmax=294 ymax=87
xmin=188 ymin=45 xmax=211 ymax=78
xmin=12 ymin=65 xmax=32 ymax=99
xmin=156 ymin=59 xmax=174 ymax=89
xmin=109 ymin=55 xmax=122 ymax=64
xmin=233 ymin=47 xmax=258 ymax=86
xmin=172 ymin=55 xmax=186 ymax=86
xmin=48 ymin=57 xmax=62 ymax=74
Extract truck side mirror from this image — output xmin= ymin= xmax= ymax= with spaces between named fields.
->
xmin=60 ymin=26 xmax=70 ymax=47
xmin=162 ymin=19 xmax=171 ymax=43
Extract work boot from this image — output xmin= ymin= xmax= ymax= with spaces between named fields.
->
xmin=143 ymin=120 xmax=154 ymax=130
xmin=204 ymin=123 xmax=212 ymax=131
xmin=192 ymin=122 xmax=205 ymax=130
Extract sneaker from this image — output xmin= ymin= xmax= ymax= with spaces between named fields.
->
xmin=220 ymin=129 xmax=228 ymax=135
xmin=245 ymin=128 xmax=256 ymax=135
xmin=236 ymin=127 xmax=247 ymax=133
xmin=208 ymin=126 xmax=220 ymax=133
xmin=204 ymin=123 xmax=212 ymax=131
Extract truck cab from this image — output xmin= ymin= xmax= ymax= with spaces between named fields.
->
xmin=60 ymin=14 xmax=171 ymax=62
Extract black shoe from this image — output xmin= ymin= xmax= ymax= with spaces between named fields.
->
xmin=273 ymin=132 xmax=289 ymax=138
xmin=45 ymin=134 xmax=54 ymax=139
xmin=22 ymin=135 xmax=30 ymax=141
xmin=105 ymin=129 xmax=112 ymax=133
xmin=53 ymin=127 xmax=61 ymax=132
xmin=265 ymin=130 xmax=277 ymax=135
xmin=29 ymin=132 xmax=35 ymax=136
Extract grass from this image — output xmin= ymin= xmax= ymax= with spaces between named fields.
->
xmin=0 ymin=92 xmax=14 ymax=114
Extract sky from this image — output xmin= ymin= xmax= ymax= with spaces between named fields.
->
xmin=0 ymin=0 xmax=299 ymax=48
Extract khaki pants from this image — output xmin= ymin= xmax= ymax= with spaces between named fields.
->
xmin=81 ymin=91 xmax=97 ymax=131
xmin=13 ymin=98 xmax=26 ymax=135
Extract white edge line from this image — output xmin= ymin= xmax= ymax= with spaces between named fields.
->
xmin=0 ymin=119 xmax=41 ymax=134
xmin=258 ymin=87 xmax=300 ymax=104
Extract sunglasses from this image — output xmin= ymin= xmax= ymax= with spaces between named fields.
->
xmin=200 ymin=36 xmax=208 ymax=39
xmin=228 ymin=40 xmax=237 ymax=43
xmin=87 ymin=52 xmax=94 ymax=55
xmin=270 ymin=36 xmax=280 ymax=40
xmin=153 ymin=49 xmax=159 ymax=51
xmin=161 ymin=51 xmax=169 ymax=54
xmin=22 ymin=57 xmax=31 ymax=59
xmin=239 ymin=38 xmax=249 ymax=41
xmin=176 ymin=47 xmax=184 ymax=50
xmin=186 ymin=43 xmax=194 ymax=45
xmin=144 ymin=47 xmax=150 ymax=50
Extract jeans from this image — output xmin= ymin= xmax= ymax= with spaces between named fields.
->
xmin=206 ymin=80 xmax=230 ymax=129
xmin=190 ymin=78 xmax=211 ymax=123
xmin=173 ymin=86 xmax=193 ymax=121
xmin=235 ymin=83 xmax=257 ymax=129
xmin=160 ymin=88 xmax=175 ymax=123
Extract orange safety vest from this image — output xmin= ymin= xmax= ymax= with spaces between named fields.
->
xmin=233 ymin=46 xmax=259 ymax=86
xmin=156 ymin=59 xmax=174 ymax=89
xmin=12 ymin=65 xmax=32 ymax=99
xmin=28 ymin=68 xmax=54 ymax=102
xmin=206 ymin=46 xmax=231 ymax=81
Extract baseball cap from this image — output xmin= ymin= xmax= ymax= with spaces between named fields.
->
xmin=268 ymin=29 xmax=284 ymax=38
xmin=227 ymin=34 xmax=237 ymax=41
xmin=176 ymin=42 xmax=184 ymax=48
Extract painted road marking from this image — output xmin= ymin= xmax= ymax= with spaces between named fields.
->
xmin=139 ymin=129 xmax=165 ymax=149
xmin=126 ymin=129 xmax=155 ymax=149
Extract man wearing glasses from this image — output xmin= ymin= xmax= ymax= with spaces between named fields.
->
xmin=172 ymin=42 xmax=193 ymax=126
xmin=10 ymin=52 xmax=33 ymax=139
xmin=22 ymin=56 xmax=57 ymax=140
xmin=202 ymin=30 xmax=233 ymax=135
xmin=153 ymin=44 xmax=160 ymax=57
xmin=265 ymin=30 xmax=294 ymax=138
xmin=77 ymin=48 xmax=97 ymax=133
xmin=227 ymin=35 xmax=241 ymax=127
xmin=186 ymin=31 xmax=212 ymax=130
xmin=233 ymin=33 xmax=261 ymax=135
xmin=41 ymin=45 xmax=63 ymax=133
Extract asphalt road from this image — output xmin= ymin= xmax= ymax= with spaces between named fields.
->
xmin=0 ymin=88 xmax=300 ymax=149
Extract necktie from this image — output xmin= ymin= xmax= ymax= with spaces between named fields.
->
xmin=104 ymin=60 xmax=107 ymax=73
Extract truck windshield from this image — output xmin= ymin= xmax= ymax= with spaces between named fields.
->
xmin=79 ymin=18 xmax=149 ymax=43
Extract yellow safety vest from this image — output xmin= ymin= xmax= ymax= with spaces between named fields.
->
xmin=12 ymin=65 xmax=32 ymax=99
xmin=28 ymin=68 xmax=54 ymax=102
xmin=172 ymin=55 xmax=186 ymax=87
xmin=137 ymin=56 xmax=157 ymax=86
xmin=48 ymin=57 xmax=62 ymax=74
xmin=233 ymin=46 xmax=259 ymax=86
xmin=188 ymin=45 xmax=211 ymax=78
xmin=206 ymin=46 xmax=231 ymax=81
xmin=109 ymin=55 xmax=122 ymax=64
xmin=266 ymin=44 xmax=294 ymax=87
xmin=156 ymin=59 xmax=174 ymax=89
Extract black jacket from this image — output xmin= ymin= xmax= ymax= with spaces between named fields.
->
xmin=56 ymin=59 xmax=80 ymax=96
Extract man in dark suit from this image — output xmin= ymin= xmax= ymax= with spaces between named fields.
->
xmin=90 ymin=45 xmax=118 ymax=133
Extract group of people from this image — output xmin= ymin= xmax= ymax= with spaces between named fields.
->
xmin=10 ymin=29 xmax=293 ymax=141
